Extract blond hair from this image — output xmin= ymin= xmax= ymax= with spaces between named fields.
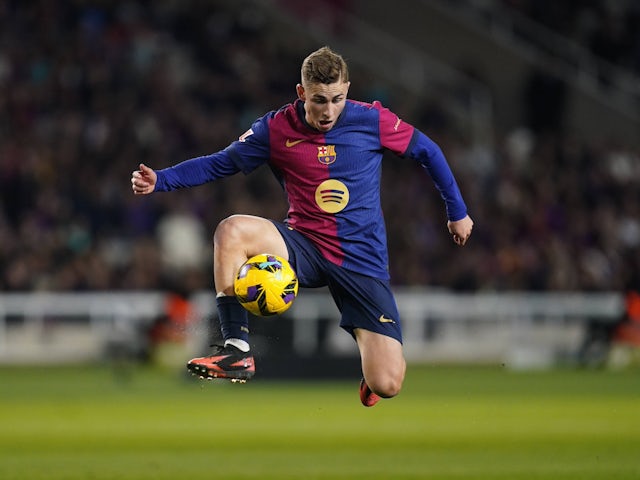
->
xmin=301 ymin=46 xmax=349 ymax=85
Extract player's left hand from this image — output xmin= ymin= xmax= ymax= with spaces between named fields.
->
xmin=447 ymin=215 xmax=474 ymax=246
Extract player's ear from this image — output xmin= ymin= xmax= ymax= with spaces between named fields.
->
xmin=296 ymin=83 xmax=305 ymax=101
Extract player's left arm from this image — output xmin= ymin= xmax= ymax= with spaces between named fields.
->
xmin=375 ymin=102 xmax=463 ymax=216
xmin=376 ymin=103 xmax=473 ymax=245
xmin=407 ymin=130 xmax=473 ymax=245
xmin=408 ymin=131 xmax=473 ymax=245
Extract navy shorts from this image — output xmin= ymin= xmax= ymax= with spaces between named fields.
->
xmin=272 ymin=222 xmax=402 ymax=343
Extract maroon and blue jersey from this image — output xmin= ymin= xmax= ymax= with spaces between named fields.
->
xmin=154 ymin=99 xmax=467 ymax=280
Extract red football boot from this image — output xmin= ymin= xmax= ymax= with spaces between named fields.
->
xmin=187 ymin=344 xmax=255 ymax=383
xmin=359 ymin=378 xmax=381 ymax=407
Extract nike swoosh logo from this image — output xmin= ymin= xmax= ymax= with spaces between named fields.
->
xmin=378 ymin=315 xmax=395 ymax=323
xmin=285 ymin=139 xmax=305 ymax=147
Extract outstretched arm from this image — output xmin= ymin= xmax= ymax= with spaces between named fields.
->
xmin=131 ymin=163 xmax=157 ymax=195
xmin=130 ymin=111 xmax=272 ymax=195
xmin=129 ymin=149 xmax=245 ymax=195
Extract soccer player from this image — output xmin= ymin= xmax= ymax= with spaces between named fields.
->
xmin=131 ymin=46 xmax=473 ymax=407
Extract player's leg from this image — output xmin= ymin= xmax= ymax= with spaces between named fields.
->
xmin=187 ymin=214 xmax=288 ymax=381
xmin=212 ymin=214 xmax=288 ymax=350
xmin=328 ymin=269 xmax=405 ymax=406
xmin=354 ymin=328 xmax=406 ymax=400
xmin=213 ymin=214 xmax=289 ymax=296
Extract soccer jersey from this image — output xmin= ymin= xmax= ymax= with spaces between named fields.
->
xmin=154 ymin=99 xmax=467 ymax=280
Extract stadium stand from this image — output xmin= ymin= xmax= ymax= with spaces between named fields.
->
xmin=0 ymin=0 xmax=638 ymax=295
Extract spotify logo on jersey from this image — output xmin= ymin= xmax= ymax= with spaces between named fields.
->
xmin=315 ymin=179 xmax=349 ymax=213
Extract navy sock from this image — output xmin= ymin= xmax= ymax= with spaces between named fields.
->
xmin=216 ymin=295 xmax=249 ymax=344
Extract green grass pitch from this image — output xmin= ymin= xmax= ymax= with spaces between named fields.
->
xmin=0 ymin=363 xmax=638 ymax=479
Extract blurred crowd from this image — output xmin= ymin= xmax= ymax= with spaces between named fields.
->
xmin=0 ymin=0 xmax=638 ymax=293
xmin=499 ymin=0 xmax=640 ymax=74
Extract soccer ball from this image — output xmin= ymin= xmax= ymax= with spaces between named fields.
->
xmin=234 ymin=253 xmax=298 ymax=316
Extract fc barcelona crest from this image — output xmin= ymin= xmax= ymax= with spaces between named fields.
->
xmin=317 ymin=145 xmax=337 ymax=165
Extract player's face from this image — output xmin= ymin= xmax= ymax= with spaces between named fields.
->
xmin=296 ymin=80 xmax=350 ymax=132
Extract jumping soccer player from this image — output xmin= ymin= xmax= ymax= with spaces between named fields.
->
xmin=131 ymin=46 xmax=473 ymax=407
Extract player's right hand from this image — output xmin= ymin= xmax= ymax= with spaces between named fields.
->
xmin=131 ymin=163 xmax=157 ymax=195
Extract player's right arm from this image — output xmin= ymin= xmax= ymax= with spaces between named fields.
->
xmin=130 ymin=112 xmax=273 ymax=195
xmin=130 ymin=150 xmax=241 ymax=194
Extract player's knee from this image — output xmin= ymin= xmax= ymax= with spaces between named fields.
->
xmin=214 ymin=215 xmax=247 ymax=246
xmin=369 ymin=374 xmax=403 ymax=399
